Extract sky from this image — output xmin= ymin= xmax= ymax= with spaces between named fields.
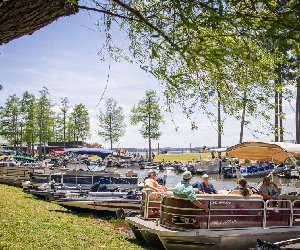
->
xmin=0 ymin=6 xmax=297 ymax=149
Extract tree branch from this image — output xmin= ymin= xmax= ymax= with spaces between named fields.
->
xmin=78 ymin=5 xmax=140 ymax=22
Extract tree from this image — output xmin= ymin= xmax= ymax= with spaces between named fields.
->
xmin=131 ymin=90 xmax=164 ymax=161
xmin=98 ymin=98 xmax=126 ymax=149
xmin=36 ymin=87 xmax=54 ymax=157
xmin=21 ymin=91 xmax=37 ymax=155
xmin=70 ymin=103 xmax=90 ymax=147
xmin=0 ymin=94 xmax=21 ymax=151
xmin=59 ymin=97 xmax=70 ymax=147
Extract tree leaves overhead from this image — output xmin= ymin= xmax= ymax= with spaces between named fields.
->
xmin=76 ymin=0 xmax=299 ymax=137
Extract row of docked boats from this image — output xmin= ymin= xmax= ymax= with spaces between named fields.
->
xmin=2 ymin=142 xmax=300 ymax=250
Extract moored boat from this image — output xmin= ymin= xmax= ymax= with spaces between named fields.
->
xmin=127 ymin=190 xmax=300 ymax=250
xmin=29 ymin=169 xmax=140 ymax=190
xmin=126 ymin=142 xmax=300 ymax=250
xmin=52 ymin=190 xmax=142 ymax=215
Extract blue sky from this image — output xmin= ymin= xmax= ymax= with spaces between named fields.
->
xmin=0 ymin=8 xmax=297 ymax=149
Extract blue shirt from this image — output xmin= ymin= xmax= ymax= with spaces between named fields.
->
xmin=173 ymin=181 xmax=197 ymax=201
xmin=192 ymin=181 xmax=217 ymax=194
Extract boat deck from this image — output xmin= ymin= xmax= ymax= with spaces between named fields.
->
xmin=126 ymin=216 xmax=300 ymax=250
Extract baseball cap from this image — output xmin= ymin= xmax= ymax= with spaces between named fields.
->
xmin=183 ymin=171 xmax=193 ymax=180
xmin=202 ymin=174 xmax=209 ymax=178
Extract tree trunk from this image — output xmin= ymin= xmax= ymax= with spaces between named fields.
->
xmin=109 ymin=115 xmax=113 ymax=149
xmin=275 ymin=89 xmax=279 ymax=142
xmin=43 ymin=142 xmax=46 ymax=157
xmin=279 ymin=91 xmax=283 ymax=141
xmin=73 ymin=132 xmax=76 ymax=147
xmin=0 ymin=0 xmax=78 ymax=46
xmin=63 ymin=113 xmax=66 ymax=148
xmin=217 ymin=91 xmax=221 ymax=148
xmin=239 ymin=91 xmax=247 ymax=144
xmin=39 ymin=141 xmax=42 ymax=158
xmin=148 ymin=113 xmax=152 ymax=162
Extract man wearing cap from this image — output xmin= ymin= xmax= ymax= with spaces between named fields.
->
xmin=144 ymin=170 xmax=167 ymax=192
xmin=173 ymin=171 xmax=210 ymax=213
xmin=259 ymin=176 xmax=279 ymax=206
xmin=192 ymin=174 xmax=218 ymax=194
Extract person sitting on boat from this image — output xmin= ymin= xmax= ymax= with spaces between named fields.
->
xmin=173 ymin=171 xmax=210 ymax=213
xmin=144 ymin=170 xmax=167 ymax=193
xmin=230 ymin=178 xmax=252 ymax=196
xmin=258 ymin=176 xmax=279 ymax=206
xmin=192 ymin=174 xmax=218 ymax=194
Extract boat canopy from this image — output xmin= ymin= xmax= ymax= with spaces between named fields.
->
xmin=226 ymin=142 xmax=300 ymax=163
xmin=64 ymin=148 xmax=114 ymax=159
xmin=13 ymin=155 xmax=36 ymax=162
xmin=0 ymin=149 xmax=15 ymax=154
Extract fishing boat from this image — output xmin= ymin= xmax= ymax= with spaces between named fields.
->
xmin=52 ymin=190 xmax=142 ymax=215
xmin=29 ymin=169 xmax=140 ymax=190
xmin=277 ymin=167 xmax=300 ymax=179
xmin=28 ymin=147 xmax=141 ymax=190
xmin=0 ymin=159 xmax=46 ymax=187
xmin=194 ymin=148 xmax=230 ymax=174
xmin=126 ymin=142 xmax=300 ymax=250
xmin=222 ymin=162 xmax=285 ymax=178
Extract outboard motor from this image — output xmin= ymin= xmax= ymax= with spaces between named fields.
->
xmin=222 ymin=166 xmax=234 ymax=178
xmin=90 ymin=182 xmax=101 ymax=192
xmin=156 ymin=177 xmax=164 ymax=185
xmin=187 ymin=164 xmax=195 ymax=174
xmin=283 ymin=167 xmax=291 ymax=177
xmin=97 ymin=184 xmax=108 ymax=192
xmin=125 ymin=190 xmax=139 ymax=200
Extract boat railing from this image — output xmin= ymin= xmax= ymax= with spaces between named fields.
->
xmin=141 ymin=188 xmax=163 ymax=220
xmin=141 ymin=190 xmax=300 ymax=230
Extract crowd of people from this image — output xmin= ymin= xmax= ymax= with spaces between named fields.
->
xmin=143 ymin=170 xmax=280 ymax=212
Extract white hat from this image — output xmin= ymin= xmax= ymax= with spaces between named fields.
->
xmin=183 ymin=171 xmax=193 ymax=180
xmin=148 ymin=170 xmax=157 ymax=176
xmin=202 ymin=174 xmax=209 ymax=178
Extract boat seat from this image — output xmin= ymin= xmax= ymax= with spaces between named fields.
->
xmin=278 ymin=194 xmax=300 ymax=208
xmin=164 ymin=191 xmax=262 ymax=200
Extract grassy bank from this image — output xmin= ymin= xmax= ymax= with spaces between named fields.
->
xmin=154 ymin=153 xmax=212 ymax=163
xmin=0 ymin=184 xmax=153 ymax=250
xmin=90 ymin=152 xmax=224 ymax=163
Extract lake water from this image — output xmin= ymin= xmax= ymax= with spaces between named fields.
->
xmin=102 ymin=166 xmax=300 ymax=194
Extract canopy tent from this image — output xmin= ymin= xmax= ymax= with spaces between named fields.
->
xmin=13 ymin=155 xmax=36 ymax=162
xmin=226 ymin=142 xmax=300 ymax=164
xmin=64 ymin=148 xmax=114 ymax=159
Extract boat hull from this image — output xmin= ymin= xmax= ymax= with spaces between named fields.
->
xmin=53 ymin=197 xmax=141 ymax=213
xmin=126 ymin=189 xmax=300 ymax=250
xmin=126 ymin=216 xmax=300 ymax=250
